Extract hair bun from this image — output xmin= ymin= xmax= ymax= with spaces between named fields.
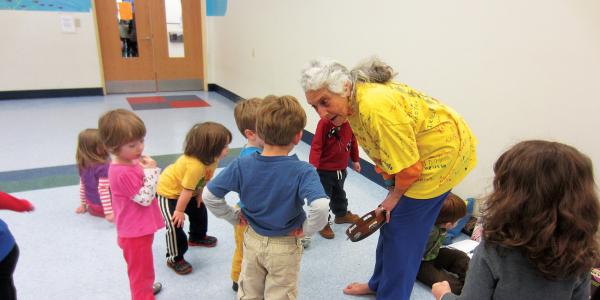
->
xmin=351 ymin=56 xmax=396 ymax=84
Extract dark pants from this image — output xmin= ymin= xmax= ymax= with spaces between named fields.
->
xmin=417 ymin=247 xmax=470 ymax=294
xmin=158 ymin=195 xmax=208 ymax=263
xmin=317 ymin=169 xmax=348 ymax=217
xmin=0 ymin=244 xmax=19 ymax=300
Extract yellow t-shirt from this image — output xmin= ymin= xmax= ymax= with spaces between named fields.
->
xmin=347 ymin=82 xmax=477 ymax=199
xmin=156 ymin=155 xmax=218 ymax=199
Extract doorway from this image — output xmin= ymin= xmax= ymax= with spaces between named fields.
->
xmin=94 ymin=0 xmax=206 ymax=93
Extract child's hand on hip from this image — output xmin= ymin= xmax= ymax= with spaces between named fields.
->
xmin=239 ymin=213 xmax=248 ymax=226
xmin=288 ymin=228 xmax=304 ymax=238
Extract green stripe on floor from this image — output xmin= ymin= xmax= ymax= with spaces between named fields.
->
xmin=0 ymin=148 xmax=243 ymax=193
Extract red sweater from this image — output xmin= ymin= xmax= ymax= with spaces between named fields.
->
xmin=0 ymin=191 xmax=33 ymax=212
xmin=309 ymin=119 xmax=359 ymax=171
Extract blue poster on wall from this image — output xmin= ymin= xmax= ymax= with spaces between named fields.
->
xmin=0 ymin=0 xmax=91 ymax=12
xmin=206 ymin=0 xmax=226 ymax=16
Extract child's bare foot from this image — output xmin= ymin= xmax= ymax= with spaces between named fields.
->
xmin=343 ymin=282 xmax=374 ymax=295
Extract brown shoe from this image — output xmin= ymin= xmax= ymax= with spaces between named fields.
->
xmin=319 ymin=223 xmax=335 ymax=239
xmin=334 ymin=211 xmax=360 ymax=224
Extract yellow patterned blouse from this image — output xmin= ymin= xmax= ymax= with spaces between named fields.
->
xmin=347 ymin=82 xmax=477 ymax=199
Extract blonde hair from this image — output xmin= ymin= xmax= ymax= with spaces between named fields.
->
xmin=184 ymin=122 xmax=232 ymax=165
xmin=233 ymin=98 xmax=262 ymax=136
xmin=256 ymin=95 xmax=306 ymax=146
xmin=98 ymin=109 xmax=146 ymax=154
xmin=76 ymin=128 xmax=109 ymax=169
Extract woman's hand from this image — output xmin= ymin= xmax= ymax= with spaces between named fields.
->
xmin=378 ymin=190 xmax=402 ymax=223
xmin=431 ymin=281 xmax=452 ymax=300
xmin=352 ymin=161 xmax=362 ymax=173
xmin=172 ymin=210 xmax=185 ymax=228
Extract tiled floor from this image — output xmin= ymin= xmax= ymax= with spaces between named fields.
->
xmin=0 ymin=92 xmax=436 ymax=300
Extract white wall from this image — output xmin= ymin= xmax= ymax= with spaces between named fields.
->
xmin=0 ymin=10 xmax=102 ymax=91
xmin=206 ymin=0 xmax=600 ymax=198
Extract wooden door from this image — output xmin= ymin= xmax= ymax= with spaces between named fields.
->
xmin=150 ymin=0 xmax=205 ymax=91
xmin=94 ymin=0 xmax=205 ymax=93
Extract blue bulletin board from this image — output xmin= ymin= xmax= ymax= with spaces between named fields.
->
xmin=0 ymin=0 xmax=91 ymax=12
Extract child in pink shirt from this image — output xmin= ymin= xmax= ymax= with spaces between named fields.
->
xmin=98 ymin=109 xmax=164 ymax=300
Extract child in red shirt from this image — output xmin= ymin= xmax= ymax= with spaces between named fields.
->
xmin=309 ymin=119 xmax=361 ymax=239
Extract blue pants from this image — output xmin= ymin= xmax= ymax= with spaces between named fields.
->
xmin=368 ymin=192 xmax=449 ymax=300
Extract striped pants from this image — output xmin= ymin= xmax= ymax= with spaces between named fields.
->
xmin=157 ymin=194 xmax=208 ymax=263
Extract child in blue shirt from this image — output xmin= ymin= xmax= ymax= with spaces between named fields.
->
xmin=203 ymin=95 xmax=329 ymax=299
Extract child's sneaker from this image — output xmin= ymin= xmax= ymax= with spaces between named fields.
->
xmin=232 ymin=281 xmax=238 ymax=292
xmin=301 ymin=236 xmax=311 ymax=248
xmin=167 ymin=259 xmax=192 ymax=275
xmin=188 ymin=235 xmax=218 ymax=247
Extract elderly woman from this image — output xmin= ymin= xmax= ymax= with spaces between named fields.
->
xmin=300 ymin=58 xmax=477 ymax=300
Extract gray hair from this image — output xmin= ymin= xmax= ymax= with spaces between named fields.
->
xmin=300 ymin=59 xmax=351 ymax=94
xmin=350 ymin=56 xmax=396 ymax=84
xmin=300 ymin=57 xmax=396 ymax=95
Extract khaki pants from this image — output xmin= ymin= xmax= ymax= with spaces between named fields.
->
xmin=237 ymin=226 xmax=303 ymax=300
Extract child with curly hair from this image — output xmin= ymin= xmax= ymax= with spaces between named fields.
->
xmin=433 ymin=140 xmax=599 ymax=300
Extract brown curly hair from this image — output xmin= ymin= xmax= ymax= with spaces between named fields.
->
xmin=483 ymin=140 xmax=600 ymax=279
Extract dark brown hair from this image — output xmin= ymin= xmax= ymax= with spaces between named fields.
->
xmin=233 ymin=98 xmax=262 ymax=136
xmin=256 ymin=95 xmax=306 ymax=146
xmin=184 ymin=122 xmax=232 ymax=165
xmin=76 ymin=128 xmax=109 ymax=169
xmin=483 ymin=140 xmax=600 ymax=279
xmin=435 ymin=193 xmax=467 ymax=225
xmin=98 ymin=109 xmax=146 ymax=154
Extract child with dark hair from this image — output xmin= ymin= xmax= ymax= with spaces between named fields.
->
xmin=157 ymin=122 xmax=232 ymax=275
xmin=417 ymin=193 xmax=469 ymax=294
xmin=433 ymin=140 xmax=599 ymax=300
